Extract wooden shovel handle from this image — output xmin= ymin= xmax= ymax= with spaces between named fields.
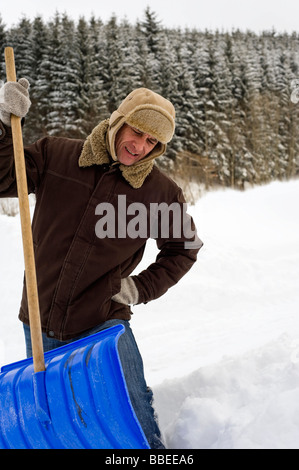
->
xmin=5 ymin=47 xmax=45 ymax=372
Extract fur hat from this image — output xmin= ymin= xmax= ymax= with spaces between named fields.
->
xmin=107 ymin=88 xmax=175 ymax=163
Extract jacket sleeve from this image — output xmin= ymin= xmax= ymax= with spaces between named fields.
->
xmin=132 ymin=188 xmax=203 ymax=304
xmin=0 ymin=121 xmax=46 ymax=197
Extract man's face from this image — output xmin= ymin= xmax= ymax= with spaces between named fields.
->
xmin=115 ymin=124 xmax=158 ymax=166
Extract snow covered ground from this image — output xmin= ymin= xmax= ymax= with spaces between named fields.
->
xmin=1 ymin=180 xmax=299 ymax=449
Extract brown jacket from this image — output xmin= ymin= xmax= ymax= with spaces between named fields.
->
xmin=0 ymin=120 xmax=202 ymax=340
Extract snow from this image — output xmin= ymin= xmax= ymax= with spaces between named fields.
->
xmin=1 ymin=179 xmax=299 ymax=449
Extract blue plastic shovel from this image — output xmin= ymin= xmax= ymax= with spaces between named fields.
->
xmin=0 ymin=324 xmax=149 ymax=449
xmin=0 ymin=47 xmax=149 ymax=449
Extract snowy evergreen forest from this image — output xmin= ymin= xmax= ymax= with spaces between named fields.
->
xmin=1 ymin=7 xmax=299 ymax=189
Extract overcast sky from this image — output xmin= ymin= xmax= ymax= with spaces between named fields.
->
xmin=1 ymin=0 xmax=299 ymax=33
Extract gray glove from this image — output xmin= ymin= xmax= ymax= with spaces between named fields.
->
xmin=0 ymin=78 xmax=31 ymax=126
xmin=112 ymin=277 xmax=139 ymax=305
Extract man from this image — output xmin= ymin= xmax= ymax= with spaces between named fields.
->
xmin=0 ymin=80 xmax=202 ymax=448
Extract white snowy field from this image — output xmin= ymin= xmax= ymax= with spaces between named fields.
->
xmin=1 ymin=179 xmax=299 ymax=449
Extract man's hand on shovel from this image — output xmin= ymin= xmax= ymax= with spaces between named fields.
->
xmin=0 ymin=77 xmax=31 ymax=126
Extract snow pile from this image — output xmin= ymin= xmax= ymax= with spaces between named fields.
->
xmin=154 ymin=335 xmax=299 ymax=449
xmin=1 ymin=180 xmax=299 ymax=448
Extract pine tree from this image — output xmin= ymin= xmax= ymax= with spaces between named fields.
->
xmin=38 ymin=13 xmax=68 ymax=136
xmin=103 ymin=15 xmax=126 ymax=112
xmin=88 ymin=16 xmax=109 ymax=123
xmin=25 ymin=16 xmax=49 ymax=141
xmin=139 ymin=7 xmax=161 ymax=55
xmin=187 ymin=29 xmax=210 ymax=156
xmin=197 ymin=32 xmax=226 ymax=183
xmin=117 ymin=20 xmax=143 ymax=95
xmin=135 ymin=21 xmax=155 ymax=90
xmin=6 ymin=17 xmax=32 ymax=80
xmin=138 ymin=8 xmax=162 ymax=92
xmin=221 ymin=32 xmax=248 ymax=187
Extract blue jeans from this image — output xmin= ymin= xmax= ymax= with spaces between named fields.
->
xmin=23 ymin=319 xmax=164 ymax=449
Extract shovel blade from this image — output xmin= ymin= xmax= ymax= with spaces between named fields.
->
xmin=0 ymin=324 xmax=149 ymax=449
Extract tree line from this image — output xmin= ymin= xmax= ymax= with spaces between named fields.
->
xmin=0 ymin=8 xmax=299 ymax=190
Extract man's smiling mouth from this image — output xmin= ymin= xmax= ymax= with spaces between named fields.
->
xmin=125 ymin=147 xmax=138 ymax=157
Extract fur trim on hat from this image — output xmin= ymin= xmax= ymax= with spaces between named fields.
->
xmin=78 ymin=119 xmax=155 ymax=189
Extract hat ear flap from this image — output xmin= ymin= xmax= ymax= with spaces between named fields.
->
xmin=108 ymin=111 xmax=127 ymax=161
xmin=109 ymin=110 xmax=124 ymax=128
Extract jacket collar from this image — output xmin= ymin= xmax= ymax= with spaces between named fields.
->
xmin=78 ymin=119 xmax=155 ymax=189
